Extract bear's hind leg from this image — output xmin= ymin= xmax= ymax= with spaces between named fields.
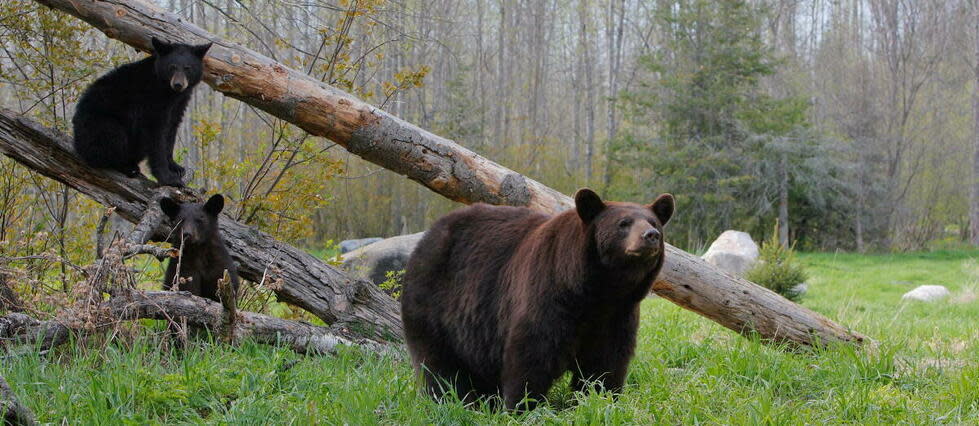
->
xmin=404 ymin=329 xmax=482 ymax=403
xmin=143 ymin=129 xmax=185 ymax=187
xmin=73 ymin=117 xmax=140 ymax=177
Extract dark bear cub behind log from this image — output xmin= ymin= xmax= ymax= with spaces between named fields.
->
xmin=401 ymin=188 xmax=675 ymax=410
xmin=72 ymin=37 xmax=211 ymax=187
xmin=160 ymin=194 xmax=238 ymax=302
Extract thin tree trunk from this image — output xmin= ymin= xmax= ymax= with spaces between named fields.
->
xmin=579 ymin=0 xmax=596 ymax=182
xmin=778 ymin=152 xmax=790 ymax=246
xmin=495 ymin=0 xmax=508 ymax=147
xmin=971 ymin=0 xmax=979 ymax=245
xmin=603 ymin=0 xmax=625 ymax=189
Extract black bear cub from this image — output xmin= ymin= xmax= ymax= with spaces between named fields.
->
xmin=401 ymin=188 xmax=674 ymax=410
xmin=73 ymin=37 xmax=212 ymax=187
xmin=160 ymin=194 xmax=238 ymax=302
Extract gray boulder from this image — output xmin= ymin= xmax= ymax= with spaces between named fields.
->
xmin=902 ymin=285 xmax=950 ymax=302
xmin=342 ymin=232 xmax=425 ymax=285
xmin=702 ymin=230 xmax=759 ymax=277
xmin=339 ymin=237 xmax=383 ymax=254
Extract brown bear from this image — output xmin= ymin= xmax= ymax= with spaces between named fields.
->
xmin=401 ymin=188 xmax=674 ymax=410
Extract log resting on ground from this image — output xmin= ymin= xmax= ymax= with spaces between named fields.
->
xmin=25 ymin=0 xmax=866 ymax=347
xmin=0 ymin=290 xmax=386 ymax=355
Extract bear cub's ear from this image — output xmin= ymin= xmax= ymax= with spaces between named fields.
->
xmin=574 ymin=188 xmax=605 ymax=223
xmin=648 ymin=193 xmax=675 ymax=226
xmin=203 ymin=194 xmax=225 ymax=216
xmin=192 ymin=42 xmax=212 ymax=58
xmin=160 ymin=197 xmax=181 ymax=219
xmin=151 ymin=37 xmax=172 ymax=55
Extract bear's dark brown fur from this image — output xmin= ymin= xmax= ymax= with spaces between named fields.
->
xmin=401 ymin=188 xmax=674 ymax=409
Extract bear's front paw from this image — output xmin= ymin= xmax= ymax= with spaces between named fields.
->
xmin=123 ymin=167 xmax=143 ymax=178
xmin=158 ymin=177 xmax=185 ymax=188
xmin=170 ymin=163 xmax=186 ymax=178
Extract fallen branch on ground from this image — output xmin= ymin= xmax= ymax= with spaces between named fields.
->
xmin=0 ymin=290 xmax=387 ymax=355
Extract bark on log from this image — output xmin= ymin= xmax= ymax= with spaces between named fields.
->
xmin=0 ymin=291 xmax=385 ymax=356
xmin=0 ymin=110 xmax=400 ymax=342
xmin=0 ymin=313 xmax=69 ymax=351
xmin=0 ymin=274 xmax=24 ymax=313
xmin=24 ymin=0 xmax=866 ymax=348
xmin=0 ymin=375 xmax=36 ymax=426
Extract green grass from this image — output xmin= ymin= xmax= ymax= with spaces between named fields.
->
xmin=4 ymin=250 xmax=979 ymax=424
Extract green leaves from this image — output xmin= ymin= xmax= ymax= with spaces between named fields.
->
xmin=746 ymin=222 xmax=809 ymax=301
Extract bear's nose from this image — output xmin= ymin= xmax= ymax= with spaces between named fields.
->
xmin=642 ymin=229 xmax=660 ymax=243
xmin=172 ymin=82 xmax=185 ymax=92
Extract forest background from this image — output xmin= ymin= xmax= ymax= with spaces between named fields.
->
xmin=1 ymin=0 xmax=977 ymax=288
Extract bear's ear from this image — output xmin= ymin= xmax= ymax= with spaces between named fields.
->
xmin=160 ymin=197 xmax=181 ymax=219
xmin=574 ymin=188 xmax=605 ymax=223
xmin=192 ymin=42 xmax=212 ymax=58
xmin=648 ymin=193 xmax=675 ymax=226
xmin=203 ymin=194 xmax=225 ymax=216
xmin=151 ymin=37 xmax=172 ymax=55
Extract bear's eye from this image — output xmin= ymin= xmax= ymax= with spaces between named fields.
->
xmin=169 ymin=64 xmax=177 ymax=71
xmin=618 ymin=218 xmax=632 ymax=228
xmin=184 ymin=65 xmax=191 ymax=71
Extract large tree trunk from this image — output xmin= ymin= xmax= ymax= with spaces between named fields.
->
xmin=22 ymin=0 xmax=866 ymax=348
xmin=0 ymin=110 xmax=400 ymax=342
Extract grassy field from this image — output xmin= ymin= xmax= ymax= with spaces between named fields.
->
xmin=4 ymin=250 xmax=979 ymax=424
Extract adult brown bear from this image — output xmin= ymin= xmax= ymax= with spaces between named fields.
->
xmin=401 ymin=188 xmax=674 ymax=410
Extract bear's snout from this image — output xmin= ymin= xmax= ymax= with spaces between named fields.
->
xmin=625 ymin=225 xmax=662 ymax=257
xmin=643 ymin=228 xmax=660 ymax=244
xmin=170 ymin=73 xmax=189 ymax=92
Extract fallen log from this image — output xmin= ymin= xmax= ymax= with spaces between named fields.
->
xmin=0 ymin=375 xmax=36 ymax=426
xmin=0 ymin=110 xmax=400 ymax=342
xmin=0 ymin=290 xmax=385 ymax=355
xmin=0 ymin=312 xmax=69 ymax=352
xmin=25 ymin=0 xmax=866 ymax=347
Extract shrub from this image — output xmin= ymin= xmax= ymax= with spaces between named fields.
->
xmin=746 ymin=223 xmax=808 ymax=301
xmin=379 ymin=269 xmax=405 ymax=300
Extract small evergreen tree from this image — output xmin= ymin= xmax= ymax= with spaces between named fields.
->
xmin=746 ymin=223 xmax=808 ymax=301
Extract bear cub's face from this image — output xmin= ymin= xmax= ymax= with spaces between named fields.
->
xmin=151 ymin=37 xmax=211 ymax=93
xmin=575 ymin=188 xmax=674 ymax=269
xmin=160 ymin=194 xmax=224 ymax=246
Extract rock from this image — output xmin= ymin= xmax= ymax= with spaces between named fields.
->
xmin=701 ymin=230 xmax=759 ymax=277
xmin=342 ymin=232 xmax=425 ymax=285
xmin=339 ymin=237 xmax=383 ymax=254
xmin=901 ymin=285 xmax=950 ymax=302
